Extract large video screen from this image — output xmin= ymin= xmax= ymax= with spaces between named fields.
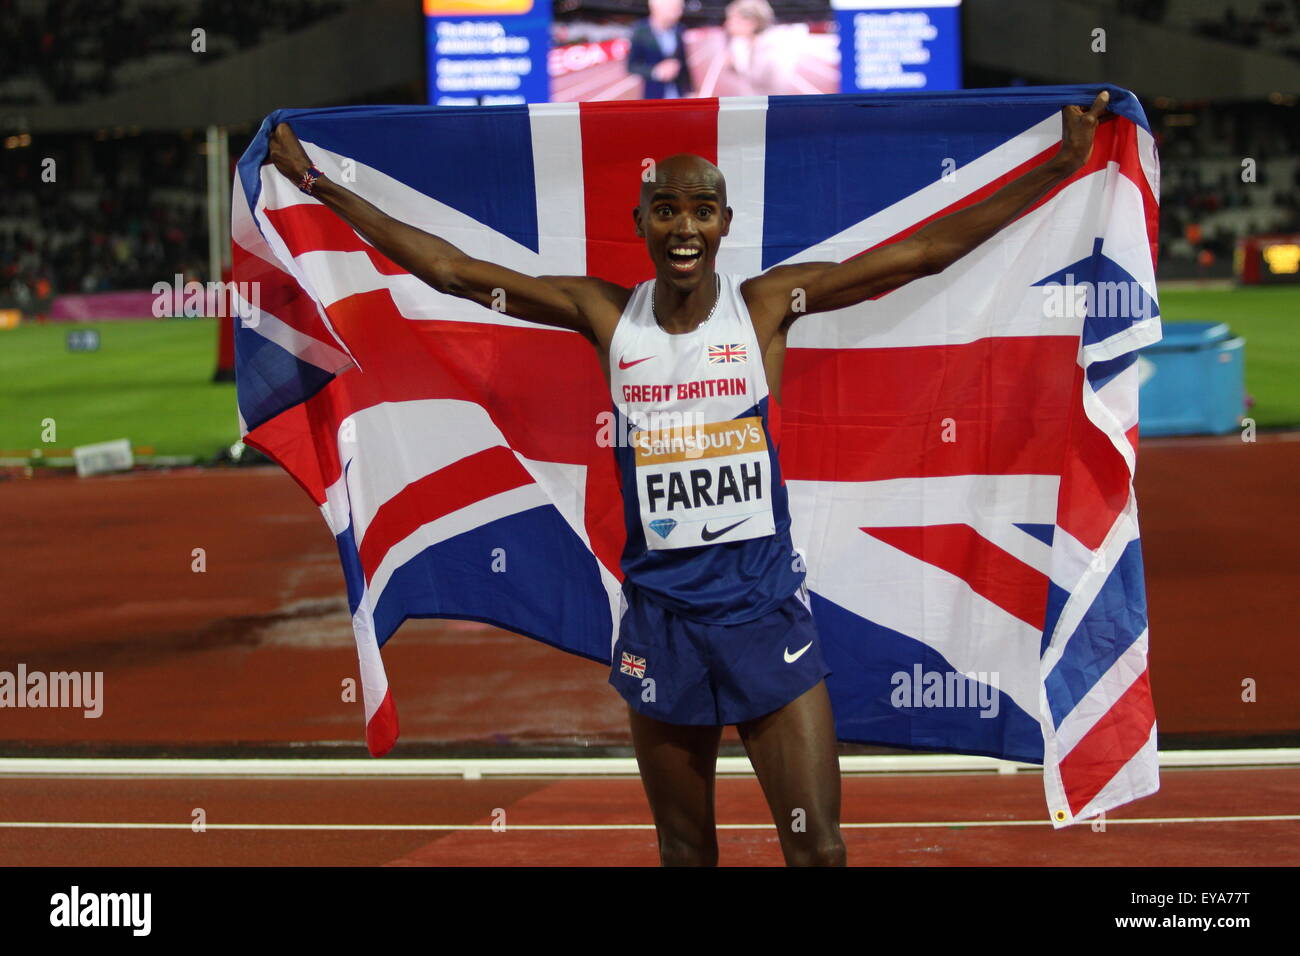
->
xmin=424 ymin=0 xmax=961 ymax=105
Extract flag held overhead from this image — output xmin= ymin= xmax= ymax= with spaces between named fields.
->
xmin=233 ymin=86 xmax=1160 ymax=826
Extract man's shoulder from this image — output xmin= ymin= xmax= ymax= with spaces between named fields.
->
xmin=736 ymin=268 xmax=780 ymax=294
xmin=738 ymin=265 xmax=822 ymax=327
xmin=551 ymin=275 xmax=635 ymax=317
xmin=740 ymin=263 xmax=828 ymax=288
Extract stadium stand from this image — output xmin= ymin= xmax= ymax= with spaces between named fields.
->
xmin=1152 ymin=99 xmax=1300 ymax=272
xmin=0 ymin=0 xmax=367 ymax=309
xmin=2 ymin=0 xmax=1298 ymax=299
xmin=0 ymin=0 xmax=352 ymax=106
xmin=0 ymin=132 xmax=210 ymax=310
xmin=1084 ymin=0 xmax=1300 ymax=60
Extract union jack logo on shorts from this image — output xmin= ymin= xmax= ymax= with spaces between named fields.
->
xmin=707 ymin=343 xmax=747 ymax=364
xmin=620 ymin=651 xmax=646 ymax=678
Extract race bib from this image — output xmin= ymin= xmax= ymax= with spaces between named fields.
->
xmin=632 ymin=416 xmax=776 ymax=550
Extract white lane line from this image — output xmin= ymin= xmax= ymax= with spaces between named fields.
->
xmin=2 ymin=750 xmax=1295 ymax=779
xmin=1 ymin=815 xmax=1297 ymax=832
xmin=0 ymin=755 xmax=1032 ymax=778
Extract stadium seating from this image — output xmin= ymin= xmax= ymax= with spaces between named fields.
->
xmin=0 ymin=0 xmax=350 ymax=106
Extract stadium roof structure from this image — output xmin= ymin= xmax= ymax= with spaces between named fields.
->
xmin=4 ymin=0 xmax=1300 ymax=134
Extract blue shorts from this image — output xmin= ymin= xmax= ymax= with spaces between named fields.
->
xmin=609 ymin=581 xmax=830 ymax=726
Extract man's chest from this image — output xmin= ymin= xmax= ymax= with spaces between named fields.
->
xmin=599 ymin=317 xmax=781 ymax=398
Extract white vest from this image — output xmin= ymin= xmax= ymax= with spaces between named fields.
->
xmin=608 ymin=273 xmax=777 ymax=550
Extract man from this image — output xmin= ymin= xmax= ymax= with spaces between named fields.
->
xmin=628 ymin=0 xmax=693 ymax=99
xmin=267 ymin=89 xmax=1109 ymax=866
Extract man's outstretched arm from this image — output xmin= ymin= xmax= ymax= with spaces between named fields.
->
xmin=744 ymin=90 xmax=1112 ymax=335
xmin=266 ymin=122 xmax=603 ymax=336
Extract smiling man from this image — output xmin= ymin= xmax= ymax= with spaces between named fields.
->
xmin=268 ymin=90 xmax=1108 ymax=866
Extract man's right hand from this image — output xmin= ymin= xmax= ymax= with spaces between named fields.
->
xmin=269 ymin=122 xmax=313 ymax=183
xmin=651 ymin=59 xmax=681 ymax=83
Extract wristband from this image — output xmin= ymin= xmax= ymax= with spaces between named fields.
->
xmin=297 ymin=164 xmax=324 ymax=195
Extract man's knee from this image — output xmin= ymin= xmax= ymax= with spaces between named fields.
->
xmin=658 ymin=831 xmax=719 ymax=867
xmin=781 ymin=817 xmax=846 ymax=867
xmin=785 ymin=833 xmax=846 ymax=867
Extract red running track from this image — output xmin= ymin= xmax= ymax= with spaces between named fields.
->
xmin=0 ymin=435 xmax=1296 ymax=751
xmin=0 ymin=434 xmax=1296 ymax=866
xmin=0 ymin=767 xmax=1297 ymax=866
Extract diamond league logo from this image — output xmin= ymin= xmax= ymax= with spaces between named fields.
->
xmin=649 ymin=518 xmax=677 ymax=539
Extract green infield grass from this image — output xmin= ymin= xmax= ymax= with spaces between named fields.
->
xmin=0 ymin=318 xmax=238 ymax=461
xmin=1157 ymin=284 xmax=1299 ymax=429
xmin=0 ymin=286 xmax=1294 ymax=465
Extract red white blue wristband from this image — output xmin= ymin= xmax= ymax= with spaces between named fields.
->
xmin=297 ymin=164 xmax=324 ymax=195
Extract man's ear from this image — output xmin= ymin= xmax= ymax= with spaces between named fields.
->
xmin=722 ymin=206 xmax=733 ymax=238
xmin=632 ymin=206 xmax=645 ymax=238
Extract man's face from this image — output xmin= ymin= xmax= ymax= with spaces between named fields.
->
xmin=649 ymin=0 xmax=684 ymax=27
xmin=633 ymin=157 xmax=733 ymax=293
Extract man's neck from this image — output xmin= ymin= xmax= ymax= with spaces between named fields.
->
xmin=653 ymin=273 xmax=720 ymax=334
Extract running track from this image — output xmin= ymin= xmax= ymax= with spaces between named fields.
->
xmin=0 ymin=433 xmax=1296 ymax=864
xmin=2 ymin=767 xmax=1297 ymax=866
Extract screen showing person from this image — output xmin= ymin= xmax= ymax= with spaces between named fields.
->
xmin=693 ymin=0 xmax=839 ymax=97
xmin=628 ymin=0 xmax=693 ymax=99
xmin=549 ymin=1 xmax=840 ymax=103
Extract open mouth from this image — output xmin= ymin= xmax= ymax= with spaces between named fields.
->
xmin=666 ymin=246 xmax=703 ymax=273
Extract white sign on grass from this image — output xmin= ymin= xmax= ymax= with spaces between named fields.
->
xmin=72 ymin=439 xmax=133 ymax=477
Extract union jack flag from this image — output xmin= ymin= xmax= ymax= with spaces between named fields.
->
xmin=232 ymin=86 xmax=1161 ymax=826
xmin=707 ymin=343 xmax=748 ymax=364
xmin=619 ymin=652 xmax=647 ymax=678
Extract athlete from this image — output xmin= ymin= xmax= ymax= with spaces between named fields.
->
xmin=268 ymin=90 xmax=1109 ymax=866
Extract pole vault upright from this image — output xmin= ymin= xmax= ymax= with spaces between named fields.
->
xmin=207 ymin=124 xmax=235 ymax=382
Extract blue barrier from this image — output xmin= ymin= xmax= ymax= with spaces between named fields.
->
xmin=1137 ymin=322 xmax=1245 ymax=436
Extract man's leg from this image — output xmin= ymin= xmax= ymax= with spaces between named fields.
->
xmin=736 ymin=679 xmax=846 ymax=866
xmin=627 ymin=704 xmax=724 ymax=867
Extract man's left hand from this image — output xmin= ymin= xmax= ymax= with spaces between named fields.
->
xmin=1054 ymin=90 xmax=1111 ymax=176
